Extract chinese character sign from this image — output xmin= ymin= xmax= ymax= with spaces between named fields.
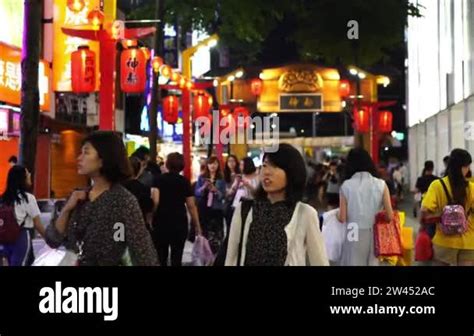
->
xmin=120 ymin=48 xmax=146 ymax=94
xmin=0 ymin=42 xmax=50 ymax=111
xmin=279 ymin=94 xmax=322 ymax=112
xmin=71 ymin=46 xmax=96 ymax=93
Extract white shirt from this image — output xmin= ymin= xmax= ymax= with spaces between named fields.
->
xmin=225 ymin=201 xmax=329 ymax=266
xmin=14 ymin=193 xmax=41 ymax=229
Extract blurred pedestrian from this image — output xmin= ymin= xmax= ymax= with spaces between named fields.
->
xmin=338 ymin=148 xmax=394 ymax=266
xmin=8 ymin=156 xmax=17 ymax=168
xmin=225 ymin=144 xmax=329 ymax=266
xmin=153 ymin=153 xmax=202 ymax=266
xmin=0 ymin=166 xmax=45 ymax=266
xmin=195 ymin=156 xmax=226 ymax=254
xmin=223 ymin=155 xmax=241 ymax=234
xmin=421 ymin=149 xmax=474 ymax=266
xmin=45 ymin=131 xmax=158 ymax=266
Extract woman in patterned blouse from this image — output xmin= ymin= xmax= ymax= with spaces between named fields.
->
xmin=45 ymin=131 xmax=158 ymax=266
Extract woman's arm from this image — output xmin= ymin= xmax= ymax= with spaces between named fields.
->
xmin=382 ymin=184 xmax=394 ymax=222
xmin=123 ymin=198 xmax=158 ymax=266
xmin=337 ymin=194 xmax=347 ymax=223
xmin=32 ymin=216 xmax=45 ymax=238
xmin=44 ymin=191 xmax=86 ymax=248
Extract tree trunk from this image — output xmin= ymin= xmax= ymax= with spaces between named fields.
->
xmin=19 ymin=0 xmax=42 ymax=185
xmin=148 ymin=0 xmax=166 ymax=162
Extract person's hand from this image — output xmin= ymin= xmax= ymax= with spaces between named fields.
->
xmin=64 ymin=190 xmax=87 ymax=212
xmin=242 ymin=179 xmax=252 ymax=188
xmin=195 ymin=226 xmax=203 ymax=236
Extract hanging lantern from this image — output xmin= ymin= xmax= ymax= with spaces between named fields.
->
xmin=339 ymin=79 xmax=351 ymax=98
xmin=71 ymin=46 xmax=96 ymax=93
xmin=87 ymin=9 xmax=105 ymax=27
xmin=160 ymin=64 xmax=172 ymax=78
xmin=250 ymin=78 xmax=263 ymax=96
xmin=193 ymin=95 xmax=212 ymax=118
xmin=178 ymin=77 xmax=187 ymax=89
xmin=140 ymin=47 xmax=151 ymax=60
xmin=186 ymin=80 xmax=194 ymax=90
xmin=121 ymin=39 xmax=138 ymax=49
xmin=354 ymin=107 xmax=369 ymax=133
xmin=67 ymin=0 xmax=85 ymax=12
xmin=152 ymin=56 xmax=163 ymax=73
xmin=163 ymin=96 xmax=179 ymax=124
xmin=120 ymin=47 xmax=147 ymax=93
xmin=379 ymin=111 xmax=393 ymax=133
xmin=171 ymin=72 xmax=181 ymax=83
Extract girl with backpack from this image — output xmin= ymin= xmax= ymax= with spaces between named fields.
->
xmin=0 ymin=165 xmax=45 ymax=266
xmin=421 ymin=149 xmax=474 ymax=266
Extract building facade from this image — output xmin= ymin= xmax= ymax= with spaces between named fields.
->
xmin=407 ymin=0 xmax=474 ymax=186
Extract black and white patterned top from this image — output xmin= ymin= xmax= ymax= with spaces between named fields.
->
xmin=45 ymin=184 xmax=158 ymax=266
xmin=244 ymin=199 xmax=296 ymax=266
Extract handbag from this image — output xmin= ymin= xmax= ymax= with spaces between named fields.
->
xmin=415 ymin=229 xmax=433 ymax=261
xmin=374 ymin=211 xmax=403 ymax=257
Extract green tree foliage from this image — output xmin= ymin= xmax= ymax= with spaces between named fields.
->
xmin=126 ymin=0 xmax=423 ymax=66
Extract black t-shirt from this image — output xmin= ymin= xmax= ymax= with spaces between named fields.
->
xmin=154 ymin=172 xmax=193 ymax=224
xmin=415 ymin=174 xmax=439 ymax=194
xmin=123 ymin=179 xmax=153 ymax=219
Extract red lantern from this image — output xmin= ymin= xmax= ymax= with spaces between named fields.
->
xmin=354 ymin=107 xmax=369 ymax=133
xmin=67 ymin=0 xmax=85 ymax=12
xmin=171 ymin=72 xmax=181 ymax=83
xmin=379 ymin=111 xmax=393 ymax=133
xmin=160 ymin=64 xmax=172 ymax=78
xmin=120 ymin=47 xmax=147 ymax=93
xmin=250 ymin=78 xmax=263 ymax=96
xmin=71 ymin=46 xmax=96 ymax=93
xmin=193 ymin=95 xmax=212 ymax=118
xmin=152 ymin=56 xmax=163 ymax=73
xmin=87 ymin=9 xmax=105 ymax=27
xmin=163 ymin=96 xmax=179 ymax=124
xmin=339 ymin=79 xmax=351 ymax=98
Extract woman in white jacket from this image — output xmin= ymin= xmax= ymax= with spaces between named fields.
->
xmin=225 ymin=144 xmax=329 ymax=266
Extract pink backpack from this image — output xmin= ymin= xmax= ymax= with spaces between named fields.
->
xmin=439 ymin=179 xmax=468 ymax=235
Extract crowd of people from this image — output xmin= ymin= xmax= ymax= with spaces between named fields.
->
xmin=1 ymin=131 xmax=473 ymax=266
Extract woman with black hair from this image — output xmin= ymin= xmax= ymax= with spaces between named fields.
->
xmin=0 ymin=166 xmax=45 ymax=266
xmin=123 ymin=156 xmax=159 ymax=228
xmin=421 ymin=149 xmax=474 ymax=266
xmin=338 ymin=148 xmax=394 ymax=266
xmin=152 ymin=153 xmax=202 ymax=266
xmin=45 ymin=131 xmax=158 ymax=266
xmin=225 ymin=144 xmax=329 ymax=266
xmin=195 ymin=156 xmax=226 ymax=254
xmin=223 ymin=155 xmax=241 ymax=232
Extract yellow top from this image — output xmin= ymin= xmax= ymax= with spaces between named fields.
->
xmin=421 ymin=176 xmax=474 ymax=249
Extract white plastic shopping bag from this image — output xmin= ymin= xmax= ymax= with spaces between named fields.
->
xmin=191 ymin=236 xmax=214 ymax=266
xmin=32 ymin=245 xmax=66 ymax=266
xmin=321 ymin=208 xmax=346 ymax=263
xmin=33 ymin=245 xmax=78 ymax=266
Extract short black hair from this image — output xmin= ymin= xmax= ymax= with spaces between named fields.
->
xmin=82 ymin=131 xmax=132 ymax=184
xmin=8 ymin=156 xmax=17 ymax=164
xmin=344 ymin=147 xmax=378 ymax=180
xmin=129 ymin=156 xmax=142 ymax=177
xmin=166 ymin=152 xmax=185 ymax=173
xmin=443 ymin=155 xmax=450 ymax=164
xmin=132 ymin=146 xmax=151 ymax=161
xmin=424 ymin=160 xmax=434 ymax=171
xmin=242 ymin=157 xmax=256 ymax=175
xmin=255 ymin=143 xmax=307 ymax=204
